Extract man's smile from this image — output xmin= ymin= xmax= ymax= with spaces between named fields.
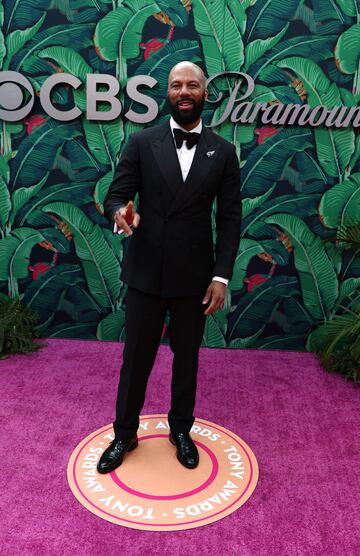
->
xmin=177 ymin=100 xmax=194 ymax=108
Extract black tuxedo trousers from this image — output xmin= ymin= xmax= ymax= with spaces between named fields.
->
xmin=114 ymin=287 xmax=206 ymax=440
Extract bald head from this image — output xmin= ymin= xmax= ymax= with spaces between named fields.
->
xmin=168 ymin=61 xmax=206 ymax=89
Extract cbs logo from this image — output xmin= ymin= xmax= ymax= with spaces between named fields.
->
xmin=0 ymin=71 xmax=160 ymax=123
xmin=0 ymin=71 xmax=35 ymax=122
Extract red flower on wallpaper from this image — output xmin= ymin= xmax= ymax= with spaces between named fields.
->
xmin=254 ymin=125 xmax=280 ymax=144
xmin=28 ymin=262 xmax=52 ymax=280
xmin=25 ymin=115 xmax=47 ymax=135
xmin=244 ymin=274 xmax=269 ymax=292
xmin=140 ymin=38 xmax=166 ymax=60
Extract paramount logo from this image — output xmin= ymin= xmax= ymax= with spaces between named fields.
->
xmin=208 ymin=72 xmax=360 ymax=129
xmin=0 ymin=70 xmax=358 ymax=128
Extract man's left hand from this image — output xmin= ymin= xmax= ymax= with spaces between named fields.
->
xmin=202 ymin=281 xmax=226 ymax=315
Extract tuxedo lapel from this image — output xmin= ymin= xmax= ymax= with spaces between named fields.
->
xmin=150 ymin=123 xmax=183 ymax=197
xmin=167 ymin=127 xmax=219 ymax=217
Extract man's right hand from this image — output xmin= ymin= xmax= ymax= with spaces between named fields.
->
xmin=114 ymin=200 xmax=140 ymax=236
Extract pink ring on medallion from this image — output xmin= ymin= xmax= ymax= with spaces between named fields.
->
xmin=110 ymin=434 xmax=219 ymax=500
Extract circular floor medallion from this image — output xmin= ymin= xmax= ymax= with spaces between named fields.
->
xmin=67 ymin=415 xmax=259 ymax=531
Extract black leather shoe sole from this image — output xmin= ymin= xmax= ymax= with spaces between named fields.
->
xmin=169 ymin=435 xmax=199 ymax=469
xmin=97 ymin=438 xmax=138 ymax=474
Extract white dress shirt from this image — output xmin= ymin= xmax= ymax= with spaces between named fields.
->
xmin=114 ymin=117 xmax=228 ymax=287
xmin=170 ymin=117 xmax=202 ymax=181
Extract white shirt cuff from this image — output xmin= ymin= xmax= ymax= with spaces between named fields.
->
xmin=212 ymin=276 xmax=228 ymax=286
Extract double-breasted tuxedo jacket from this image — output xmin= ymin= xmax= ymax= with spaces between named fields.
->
xmin=104 ymin=121 xmax=242 ymax=297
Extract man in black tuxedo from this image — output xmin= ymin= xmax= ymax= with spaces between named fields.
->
xmin=97 ymin=61 xmax=241 ymax=473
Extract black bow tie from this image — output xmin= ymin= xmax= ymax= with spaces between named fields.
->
xmin=173 ymin=128 xmax=201 ymax=150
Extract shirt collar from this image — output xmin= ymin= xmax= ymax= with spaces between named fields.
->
xmin=170 ymin=116 xmax=202 ymax=134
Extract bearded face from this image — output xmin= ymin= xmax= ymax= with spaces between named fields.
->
xmin=167 ymin=64 xmax=207 ymax=129
xmin=168 ymin=92 xmax=206 ymax=126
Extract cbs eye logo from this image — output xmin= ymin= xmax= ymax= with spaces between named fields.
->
xmin=0 ymin=71 xmax=35 ymax=122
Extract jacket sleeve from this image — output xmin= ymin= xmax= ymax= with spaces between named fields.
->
xmin=103 ymin=134 xmax=141 ymax=224
xmin=213 ymin=143 xmax=242 ymax=280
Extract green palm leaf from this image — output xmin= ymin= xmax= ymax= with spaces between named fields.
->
xmin=243 ymin=24 xmax=288 ymax=72
xmin=16 ymin=181 xmax=95 ymax=227
xmin=3 ymin=13 xmax=45 ymax=70
xmin=241 ymin=128 xmax=313 ymax=196
xmin=333 ymin=277 xmax=360 ymax=313
xmin=0 ymin=42 xmax=5 ymax=71
xmin=246 ymin=0 xmax=301 ymax=41
xmin=94 ymin=170 xmax=114 ymax=215
xmin=335 ymin=24 xmax=360 ymax=74
xmin=252 ymin=35 xmax=336 ymax=81
xmin=66 ymin=283 xmax=106 ymax=321
xmin=38 ymin=46 xmax=92 ymax=81
xmin=276 ymin=57 xmax=356 ymax=180
xmin=0 ymin=228 xmax=45 ymax=281
xmin=281 ymin=296 xmax=314 ymax=331
xmin=229 ymin=239 xmax=267 ymax=290
xmin=0 ymin=176 xmax=11 ymax=230
xmin=82 ymin=117 xmax=123 ymax=167
xmin=156 ymin=0 xmax=189 ymax=27
xmin=42 ymin=202 xmax=120 ymax=309
xmin=9 ymin=173 xmax=48 ymax=226
xmin=94 ymin=0 xmax=159 ymax=86
xmin=294 ymin=151 xmax=328 ymax=185
xmin=228 ymin=328 xmax=265 ymax=348
xmin=65 ymin=138 xmax=104 ymax=173
xmin=319 ymin=173 xmax=360 ymax=229
xmin=242 ymin=193 xmax=319 ymax=238
xmin=202 ymin=314 xmax=226 ymax=347
xmin=102 ymin=228 xmax=124 ymax=267
xmin=264 ymin=214 xmax=338 ymax=321
xmin=312 ymin=0 xmax=349 ymax=34
xmin=12 ymin=23 xmax=94 ymax=71
xmin=97 ymin=310 xmax=126 ymax=341
xmin=349 ymin=135 xmax=360 ymax=173
xmin=49 ymin=0 xmax=113 ymax=24
xmin=227 ymin=276 xmax=299 ymax=341
xmin=191 ymin=0 xmax=245 ymax=75
xmin=334 ymin=0 xmax=358 ymax=17
xmin=242 ymin=184 xmax=276 ymax=219
xmin=23 ymin=264 xmax=83 ymax=324
xmin=335 ymin=24 xmax=360 ymax=101
xmin=10 ymin=121 xmax=82 ymax=188
xmin=4 ymin=0 xmax=49 ymax=31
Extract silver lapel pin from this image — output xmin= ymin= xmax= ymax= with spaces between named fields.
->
xmin=206 ymin=150 xmax=215 ymax=157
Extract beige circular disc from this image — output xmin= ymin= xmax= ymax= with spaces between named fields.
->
xmin=67 ymin=415 xmax=259 ymax=531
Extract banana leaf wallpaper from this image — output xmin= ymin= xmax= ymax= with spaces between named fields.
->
xmin=0 ymin=0 xmax=360 ymax=350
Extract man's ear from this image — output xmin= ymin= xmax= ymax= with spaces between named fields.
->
xmin=205 ymin=88 xmax=209 ymax=100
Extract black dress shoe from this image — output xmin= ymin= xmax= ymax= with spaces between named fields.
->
xmin=97 ymin=435 xmax=138 ymax=474
xmin=169 ymin=432 xmax=199 ymax=469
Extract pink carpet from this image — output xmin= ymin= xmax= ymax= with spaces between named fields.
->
xmin=1 ymin=339 xmax=359 ymax=555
